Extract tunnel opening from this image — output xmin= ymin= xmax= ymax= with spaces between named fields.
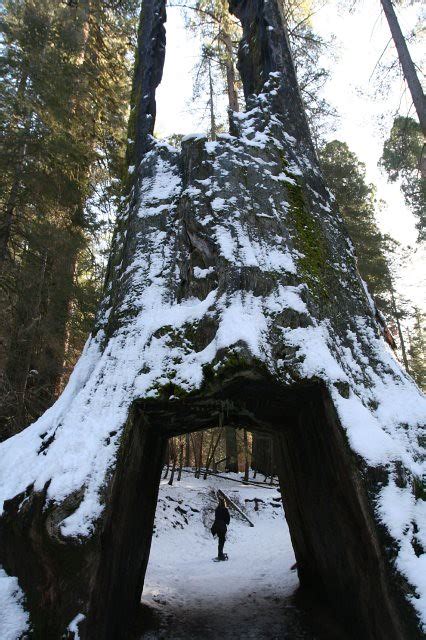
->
xmin=84 ymin=374 xmax=406 ymax=640
xmin=139 ymin=438 xmax=301 ymax=640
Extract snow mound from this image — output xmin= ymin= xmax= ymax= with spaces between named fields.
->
xmin=0 ymin=568 xmax=29 ymax=640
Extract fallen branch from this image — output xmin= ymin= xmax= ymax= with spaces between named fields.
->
xmin=217 ymin=489 xmax=255 ymax=527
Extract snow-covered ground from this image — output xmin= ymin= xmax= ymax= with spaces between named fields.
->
xmin=140 ymin=471 xmax=316 ymax=639
xmin=0 ymin=569 xmax=29 ymax=640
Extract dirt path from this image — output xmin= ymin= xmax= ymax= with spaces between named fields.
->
xmin=140 ymin=591 xmax=317 ymax=639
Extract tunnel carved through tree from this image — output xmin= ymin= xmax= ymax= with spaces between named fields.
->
xmin=0 ymin=0 xmax=424 ymax=638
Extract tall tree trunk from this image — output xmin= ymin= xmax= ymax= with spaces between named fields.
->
xmin=197 ymin=430 xmax=204 ymax=478
xmin=380 ymin=0 xmax=426 ymax=137
xmin=204 ymin=428 xmax=222 ymax=479
xmin=2 ymin=3 xmax=93 ymax=435
xmin=0 ymin=71 xmax=29 ymax=267
xmin=3 ymin=226 xmax=83 ymax=435
xmin=203 ymin=429 xmax=215 ymax=480
xmin=225 ymin=426 xmax=238 ymax=472
xmin=177 ymin=436 xmax=184 ymax=481
xmin=185 ymin=432 xmax=190 ymax=467
xmin=222 ymin=31 xmax=239 ymax=113
xmin=41 ymin=232 xmax=82 ymax=401
xmin=4 ymin=251 xmax=49 ymax=436
xmin=243 ymin=429 xmax=249 ymax=481
xmin=208 ymin=58 xmax=217 ymax=140
xmin=390 ymin=287 xmax=410 ymax=372
xmin=163 ymin=441 xmax=170 ymax=478
xmin=168 ymin=440 xmax=177 ymax=485
xmin=0 ymin=147 xmax=26 ymax=266
xmin=251 ymin=432 xmax=271 ymax=476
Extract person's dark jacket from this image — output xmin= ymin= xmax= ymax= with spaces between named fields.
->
xmin=211 ymin=505 xmax=230 ymax=536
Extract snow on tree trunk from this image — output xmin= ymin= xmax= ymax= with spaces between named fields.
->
xmin=0 ymin=0 xmax=425 ymax=638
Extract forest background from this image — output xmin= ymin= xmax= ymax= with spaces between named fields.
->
xmin=0 ymin=0 xmax=424 ymax=473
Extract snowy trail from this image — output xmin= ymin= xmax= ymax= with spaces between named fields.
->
xmin=140 ymin=472 xmax=317 ymax=639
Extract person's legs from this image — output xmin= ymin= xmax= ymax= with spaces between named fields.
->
xmin=218 ymin=533 xmax=225 ymax=558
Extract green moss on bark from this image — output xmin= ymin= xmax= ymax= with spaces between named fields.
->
xmin=285 ymin=176 xmax=331 ymax=300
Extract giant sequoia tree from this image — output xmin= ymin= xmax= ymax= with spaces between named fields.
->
xmin=0 ymin=0 xmax=425 ymax=639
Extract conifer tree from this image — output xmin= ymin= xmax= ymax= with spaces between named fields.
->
xmin=180 ymin=0 xmax=335 ymax=141
xmin=319 ymin=140 xmax=393 ymax=314
xmin=0 ymin=0 xmax=139 ymax=438
xmin=408 ymin=308 xmax=425 ymax=390
xmin=381 ymin=116 xmax=425 ymax=242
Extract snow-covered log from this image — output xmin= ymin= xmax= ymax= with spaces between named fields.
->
xmin=0 ymin=0 xmax=425 ymax=638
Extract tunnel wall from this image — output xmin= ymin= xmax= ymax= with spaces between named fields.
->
xmin=84 ymin=410 xmax=166 ymax=640
xmin=274 ymin=385 xmax=420 ymax=640
xmin=77 ymin=380 xmax=421 ymax=640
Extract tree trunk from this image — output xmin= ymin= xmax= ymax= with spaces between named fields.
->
xmin=252 ymin=432 xmax=272 ymax=476
xmin=243 ymin=429 xmax=249 ymax=481
xmin=2 ymin=2 xmax=92 ymax=434
xmin=0 ymin=70 xmax=29 ymax=267
xmin=380 ymin=0 xmax=426 ymax=137
xmin=163 ymin=441 xmax=170 ymax=479
xmin=4 ymin=250 xmax=48 ymax=436
xmin=204 ymin=428 xmax=222 ymax=479
xmin=185 ymin=432 xmax=190 ymax=467
xmin=208 ymin=58 xmax=217 ymax=140
xmin=2 ymin=229 xmax=82 ymax=436
xmin=177 ymin=436 xmax=184 ymax=481
xmin=196 ymin=430 xmax=204 ymax=478
xmin=168 ymin=445 xmax=177 ymax=486
xmin=1 ymin=1 xmax=424 ymax=637
xmin=41 ymin=235 xmax=81 ymax=400
xmin=222 ymin=31 xmax=240 ymax=113
xmin=390 ymin=287 xmax=410 ymax=372
xmin=203 ymin=429 xmax=214 ymax=480
xmin=0 ymin=148 xmax=26 ymax=266
xmin=225 ymin=426 xmax=238 ymax=472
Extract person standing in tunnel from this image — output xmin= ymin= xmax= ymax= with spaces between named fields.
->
xmin=212 ymin=496 xmax=230 ymax=560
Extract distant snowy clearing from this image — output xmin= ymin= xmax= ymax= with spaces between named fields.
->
xmin=140 ymin=471 xmax=316 ymax=639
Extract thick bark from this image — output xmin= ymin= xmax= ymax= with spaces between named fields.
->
xmin=229 ymin=0 xmax=314 ymax=150
xmin=126 ymin=0 xmax=166 ymax=170
xmin=380 ymin=0 xmax=426 ymax=137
